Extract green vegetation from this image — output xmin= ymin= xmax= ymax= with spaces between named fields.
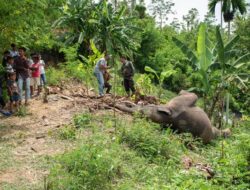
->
xmin=15 ymin=105 xmax=29 ymax=117
xmin=0 ymin=0 xmax=249 ymax=189
xmin=47 ymin=115 xmax=250 ymax=190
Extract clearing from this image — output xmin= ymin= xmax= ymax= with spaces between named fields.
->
xmin=0 ymin=82 xmax=118 ymax=189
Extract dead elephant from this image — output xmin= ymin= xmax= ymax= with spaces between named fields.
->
xmin=115 ymin=90 xmax=230 ymax=143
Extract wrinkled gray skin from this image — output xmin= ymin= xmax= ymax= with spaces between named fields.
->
xmin=115 ymin=90 xmax=230 ymax=143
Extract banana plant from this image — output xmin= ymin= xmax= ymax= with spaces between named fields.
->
xmin=173 ymin=23 xmax=213 ymax=111
xmin=53 ymin=0 xmax=98 ymax=47
xmin=145 ymin=66 xmax=176 ymax=99
xmin=213 ymin=26 xmax=250 ymax=125
xmin=173 ymin=24 xmax=250 ymax=122
xmin=79 ymin=39 xmax=103 ymax=95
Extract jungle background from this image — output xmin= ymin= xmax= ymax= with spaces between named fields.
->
xmin=0 ymin=0 xmax=249 ymax=189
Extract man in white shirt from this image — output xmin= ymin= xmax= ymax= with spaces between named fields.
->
xmin=93 ymin=53 xmax=111 ymax=97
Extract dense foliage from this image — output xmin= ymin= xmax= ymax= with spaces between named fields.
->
xmin=47 ymin=114 xmax=250 ymax=189
xmin=0 ymin=0 xmax=249 ymax=189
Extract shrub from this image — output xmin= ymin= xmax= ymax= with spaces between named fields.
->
xmin=57 ymin=125 xmax=76 ymax=140
xmin=118 ymin=118 xmax=183 ymax=162
xmin=73 ymin=113 xmax=92 ymax=128
xmin=48 ymin=135 xmax=122 ymax=190
xmin=16 ymin=105 xmax=28 ymax=117
xmin=46 ymin=67 xmax=66 ymax=86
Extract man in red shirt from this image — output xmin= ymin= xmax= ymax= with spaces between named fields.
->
xmin=30 ymin=54 xmax=41 ymax=96
xmin=14 ymin=47 xmax=30 ymax=105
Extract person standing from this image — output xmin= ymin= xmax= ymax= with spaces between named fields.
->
xmin=39 ymin=54 xmax=46 ymax=86
xmin=9 ymin=43 xmax=19 ymax=58
xmin=5 ymin=56 xmax=15 ymax=73
xmin=0 ymin=72 xmax=6 ymax=109
xmin=14 ymin=47 xmax=30 ymax=105
xmin=93 ymin=53 xmax=110 ymax=97
xmin=120 ymin=56 xmax=136 ymax=97
xmin=7 ymin=72 xmax=20 ymax=112
xmin=103 ymin=70 xmax=112 ymax=94
xmin=2 ymin=50 xmax=10 ymax=68
xmin=30 ymin=54 xmax=41 ymax=96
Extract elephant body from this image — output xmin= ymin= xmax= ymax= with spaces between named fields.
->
xmin=115 ymin=91 xmax=230 ymax=143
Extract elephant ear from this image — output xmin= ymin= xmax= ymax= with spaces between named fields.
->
xmin=157 ymin=107 xmax=172 ymax=116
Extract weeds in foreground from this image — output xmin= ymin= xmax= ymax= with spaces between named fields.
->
xmin=47 ymin=114 xmax=250 ymax=190
xmin=15 ymin=105 xmax=28 ymax=117
xmin=73 ymin=113 xmax=93 ymax=129
xmin=57 ymin=125 xmax=76 ymax=140
xmin=46 ymin=67 xmax=66 ymax=86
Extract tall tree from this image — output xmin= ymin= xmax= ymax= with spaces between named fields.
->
xmin=170 ymin=18 xmax=181 ymax=32
xmin=204 ymin=12 xmax=217 ymax=26
xmin=0 ymin=0 xmax=64 ymax=52
xmin=150 ymin=0 xmax=174 ymax=29
xmin=182 ymin=8 xmax=199 ymax=31
xmin=208 ymin=0 xmax=247 ymax=37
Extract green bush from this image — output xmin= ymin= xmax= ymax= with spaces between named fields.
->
xmin=47 ymin=114 xmax=250 ymax=190
xmin=15 ymin=105 xmax=28 ymax=117
xmin=46 ymin=67 xmax=66 ymax=86
xmin=57 ymin=125 xmax=76 ymax=140
xmin=73 ymin=113 xmax=93 ymax=128
xmin=202 ymin=120 xmax=250 ymax=189
xmin=48 ymin=135 xmax=122 ymax=190
xmin=118 ymin=118 xmax=183 ymax=162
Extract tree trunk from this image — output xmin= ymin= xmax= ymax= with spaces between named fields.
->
xmin=131 ymin=0 xmax=136 ymax=11
xmin=228 ymin=21 xmax=230 ymax=39
xmin=220 ymin=1 xmax=223 ymax=28
xmin=208 ymin=87 xmax=221 ymax=119
xmin=225 ymin=92 xmax=230 ymax=126
xmin=114 ymin=0 xmax=118 ymax=10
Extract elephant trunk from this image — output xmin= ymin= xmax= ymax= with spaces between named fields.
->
xmin=115 ymin=104 xmax=137 ymax=114
xmin=212 ymin=127 xmax=231 ymax=139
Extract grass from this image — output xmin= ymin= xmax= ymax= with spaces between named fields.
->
xmin=56 ymin=125 xmax=76 ymax=140
xmin=15 ymin=105 xmax=28 ymax=117
xmin=46 ymin=114 xmax=250 ymax=190
xmin=46 ymin=67 xmax=67 ymax=86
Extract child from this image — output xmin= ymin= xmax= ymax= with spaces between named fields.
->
xmin=39 ymin=54 xmax=46 ymax=86
xmin=0 ymin=75 xmax=6 ymax=109
xmin=6 ymin=56 xmax=15 ymax=73
xmin=7 ymin=72 xmax=20 ymax=112
xmin=103 ymin=70 xmax=112 ymax=94
xmin=30 ymin=54 xmax=41 ymax=96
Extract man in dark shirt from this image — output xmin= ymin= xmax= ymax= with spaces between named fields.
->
xmin=14 ymin=47 xmax=30 ymax=105
xmin=120 ymin=56 xmax=136 ymax=97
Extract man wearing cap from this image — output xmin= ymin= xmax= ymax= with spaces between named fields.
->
xmin=93 ymin=53 xmax=111 ymax=97
xmin=14 ymin=47 xmax=30 ymax=105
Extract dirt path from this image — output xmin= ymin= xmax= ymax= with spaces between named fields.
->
xmin=0 ymin=80 xmax=141 ymax=189
xmin=0 ymin=82 xmax=117 ymax=189
xmin=0 ymin=93 xmax=83 ymax=188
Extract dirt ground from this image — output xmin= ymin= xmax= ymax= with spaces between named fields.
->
xmin=0 ymin=82 xmax=216 ymax=189
xmin=0 ymin=82 xmax=121 ymax=189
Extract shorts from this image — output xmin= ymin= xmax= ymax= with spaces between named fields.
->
xmin=31 ymin=77 xmax=40 ymax=87
xmin=10 ymin=93 xmax=20 ymax=102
